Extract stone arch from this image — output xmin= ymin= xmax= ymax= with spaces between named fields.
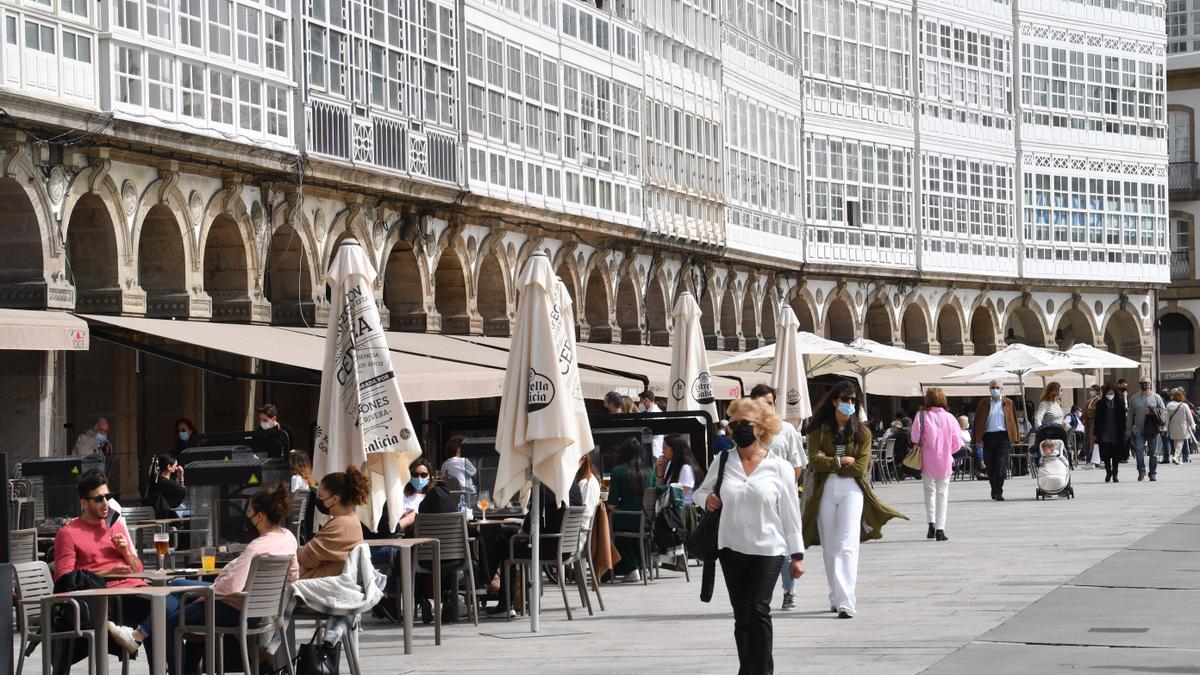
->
xmin=477 ymin=246 xmax=512 ymax=336
xmin=321 ymin=208 xmax=378 ymax=274
xmin=698 ymin=286 xmax=720 ymax=349
xmin=555 ymin=259 xmax=584 ymax=339
xmin=742 ymin=284 xmax=761 ymax=349
xmin=901 ymin=302 xmax=931 ymax=353
xmin=970 ymin=303 xmax=999 ymax=356
xmin=0 ymin=170 xmax=61 ymax=308
xmin=382 ymin=235 xmax=428 ymax=331
xmin=1004 ymin=301 xmax=1049 ymax=347
xmin=202 ymin=213 xmax=258 ymax=321
xmin=136 ymin=204 xmax=193 ymax=318
xmin=646 ymin=272 xmax=670 ymax=346
xmin=264 ymin=222 xmax=318 ymax=325
xmin=788 ymin=289 xmax=818 ymax=333
xmin=825 ymin=295 xmax=856 ymax=342
xmin=1159 ymin=310 xmax=1197 ymax=355
xmin=935 ymin=303 xmax=966 ymax=356
xmin=584 ymin=262 xmax=614 ymax=343
xmin=721 ymin=284 xmax=742 ymax=351
xmin=761 ymin=291 xmax=778 ymax=344
xmin=615 ymin=271 xmax=643 ymax=345
xmin=1102 ymin=304 xmax=1147 ymax=365
xmin=63 ymin=170 xmax=136 ymax=313
xmin=1054 ymin=306 xmax=1097 ymax=350
xmin=433 ymin=246 xmax=472 ymax=334
xmin=864 ymin=297 xmax=893 ymax=344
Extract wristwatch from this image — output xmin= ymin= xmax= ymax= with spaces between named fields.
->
xmin=790 ymin=553 xmax=804 ymax=562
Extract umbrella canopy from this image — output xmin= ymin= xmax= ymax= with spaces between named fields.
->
xmin=668 ymin=292 xmax=718 ymax=420
xmin=493 ymin=252 xmax=593 ymax=507
xmin=315 ymin=238 xmax=423 ymax=532
xmin=711 ymin=330 xmax=858 ymax=374
xmin=808 ymin=338 xmax=950 ymax=378
xmin=1055 ymin=343 xmax=1141 ymax=371
xmin=770 ymin=307 xmax=812 ymax=426
xmin=945 ymin=344 xmax=1077 ymax=382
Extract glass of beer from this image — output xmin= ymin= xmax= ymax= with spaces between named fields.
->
xmin=201 ymin=547 xmax=217 ymax=574
xmin=476 ymin=490 xmax=491 ymax=522
xmin=153 ymin=532 xmax=170 ymax=572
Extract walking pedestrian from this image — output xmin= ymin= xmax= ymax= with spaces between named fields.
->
xmin=912 ymin=388 xmax=960 ymax=542
xmin=1126 ymin=375 xmax=1166 ymax=481
xmin=1165 ymin=388 xmax=1195 ymax=465
xmin=802 ymin=380 xmax=907 ymax=619
xmin=693 ymin=397 xmax=804 ymax=675
xmin=1033 ymin=382 xmax=1067 ymax=430
xmin=1093 ymin=384 xmax=1127 ymax=482
xmin=973 ymin=380 xmax=1020 ymax=501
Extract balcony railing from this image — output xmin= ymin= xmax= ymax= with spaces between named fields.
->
xmin=1171 ymin=249 xmax=1191 ymax=280
xmin=1169 ymin=162 xmax=1199 ymax=194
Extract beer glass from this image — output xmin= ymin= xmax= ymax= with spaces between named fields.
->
xmin=201 ymin=547 xmax=217 ymax=573
xmin=476 ymin=490 xmax=491 ymax=521
xmin=153 ymin=532 xmax=170 ymax=572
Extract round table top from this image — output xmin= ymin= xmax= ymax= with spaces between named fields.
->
xmin=366 ymin=537 xmax=437 ymax=548
xmin=474 ymin=520 xmax=508 ymax=526
xmin=53 ymin=584 xmax=203 ymax=598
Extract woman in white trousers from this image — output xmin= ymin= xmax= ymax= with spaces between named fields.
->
xmin=910 ymin=388 xmax=960 ymax=542
xmin=803 ymin=380 xmax=907 ymax=618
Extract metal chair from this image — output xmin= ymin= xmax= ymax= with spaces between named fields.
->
xmin=174 ymin=554 xmax=296 ymax=675
xmin=414 ymin=511 xmax=478 ymax=626
xmin=503 ymin=506 xmax=590 ymax=621
xmin=611 ymin=490 xmax=655 ymax=585
xmin=881 ymin=438 xmax=899 ymax=482
xmin=289 ymin=491 xmax=310 ymax=542
xmin=11 ymin=527 xmax=37 ymax=563
xmin=13 ymin=561 xmax=93 ymax=675
xmin=578 ymin=517 xmax=605 ymax=611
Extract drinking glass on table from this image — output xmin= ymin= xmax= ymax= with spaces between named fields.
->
xmin=153 ymin=532 xmax=170 ymax=572
xmin=201 ymin=547 xmax=217 ymax=573
xmin=477 ymin=490 xmax=491 ymax=521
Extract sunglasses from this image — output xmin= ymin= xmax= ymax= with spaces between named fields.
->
xmin=412 ymin=472 xmax=431 ymax=478
xmin=86 ymin=494 xmax=113 ymax=504
xmin=838 ymin=396 xmax=858 ymax=403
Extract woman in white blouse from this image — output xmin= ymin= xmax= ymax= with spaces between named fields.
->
xmin=694 ymin=397 xmax=804 ymax=675
xmin=1033 ymin=381 xmax=1067 ymax=430
xmin=656 ymin=433 xmax=702 ymax=505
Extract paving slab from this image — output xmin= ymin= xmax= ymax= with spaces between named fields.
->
xmin=1126 ymin=522 xmax=1200 ymax=551
xmin=923 ymin=642 xmax=1200 ymax=675
xmin=1073 ymin=549 xmax=1200 ymax=590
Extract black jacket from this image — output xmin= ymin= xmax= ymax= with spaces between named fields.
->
xmin=522 ymin=482 xmax=583 ymax=536
xmin=1092 ymin=396 xmax=1127 ymax=443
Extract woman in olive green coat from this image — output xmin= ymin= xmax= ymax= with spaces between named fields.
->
xmin=802 ymin=380 xmax=906 ymax=618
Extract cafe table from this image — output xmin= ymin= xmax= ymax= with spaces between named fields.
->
xmin=366 ymin=538 xmax=440 ymax=654
xmin=44 ymin=584 xmax=216 ymax=675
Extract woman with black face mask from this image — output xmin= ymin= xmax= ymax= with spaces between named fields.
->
xmin=693 ymin=397 xmax=804 ymax=675
xmin=297 ymin=465 xmax=369 ymax=579
xmin=802 ymin=380 xmax=906 ymax=619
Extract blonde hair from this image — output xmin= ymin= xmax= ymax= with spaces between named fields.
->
xmin=1040 ymin=381 xmax=1061 ymax=402
xmin=1172 ymin=388 xmax=1186 ymax=402
xmin=725 ymin=397 xmax=783 ymax=445
xmin=957 ymin=415 xmax=969 ymax=430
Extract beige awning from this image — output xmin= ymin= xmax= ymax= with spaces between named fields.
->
xmin=849 ymin=356 xmax=1094 ymax=398
xmin=80 ymin=315 xmax=508 ymax=402
xmin=1160 ymin=354 xmax=1200 ymax=380
xmin=0 ymin=308 xmax=89 ymax=350
xmin=577 ymin=342 xmax=771 ymax=399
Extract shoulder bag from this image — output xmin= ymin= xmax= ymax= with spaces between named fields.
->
xmin=903 ymin=412 xmax=925 ymax=472
xmin=687 ymin=449 xmax=729 ymax=564
xmin=1142 ymin=395 xmax=1164 ymax=436
xmin=295 ymin=629 xmax=341 ymax=675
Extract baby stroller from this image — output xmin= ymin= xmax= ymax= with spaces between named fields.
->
xmin=1032 ymin=438 xmax=1074 ymax=500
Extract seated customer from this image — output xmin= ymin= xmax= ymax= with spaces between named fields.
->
xmin=396 ymin=459 xmax=433 ymax=532
xmin=56 ymin=470 xmax=162 ymax=654
xmin=170 ymin=484 xmax=300 ymax=674
xmin=143 ymin=453 xmax=186 ymax=518
xmin=440 ymin=436 xmax=477 ymax=494
xmin=299 ymin=466 xmax=369 ymax=579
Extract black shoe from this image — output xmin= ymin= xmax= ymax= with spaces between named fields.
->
xmin=1149 ymin=475 xmax=1157 ymax=482
xmin=420 ymin=599 xmax=433 ymax=625
xmin=935 ymin=530 xmax=948 ymax=541
xmin=837 ymin=609 xmax=854 ymax=619
xmin=1104 ymin=470 xmax=1111 ymax=483
xmin=995 ymin=495 xmax=1005 ymax=501
xmin=486 ymin=603 xmax=513 ymax=617
xmin=1113 ymin=475 xmax=1119 ymax=483
xmin=830 ymin=606 xmax=838 ymax=613
xmin=374 ymin=601 xmax=401 ymax=624
xmin=1138 ymin=472 xmax=1145 ymax=481
xmin=927 ymin=523 xmax=936 ymax=539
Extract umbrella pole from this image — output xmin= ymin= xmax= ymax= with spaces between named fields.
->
xmin=530 ymin=477 xmax=541 ymax=633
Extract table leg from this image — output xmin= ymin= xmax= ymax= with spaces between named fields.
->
xmin=40 ymin=598 xmax=51 ymax=675
xmin=400 ymin=546 xmax=413 ymax=655
xmin=205 ymin=588 xmax=216 ymax=675
xmin=431 ymin=541 xmax=441 ymax=646
xmin=95 ymin=596 xmax=109 ymax=675
xmin=150 ymin=595 xmax=166 ymax=675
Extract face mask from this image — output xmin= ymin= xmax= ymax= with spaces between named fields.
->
xmin=314 ymin=497 xmax=331 ymax=516
xmin=989 ymin=389 xmax=1001 ymax=399
xmin=410 ymin=477 xmax=429 ymax=490
xmin=1140 ymin=383 xmax=1150 ymax=391
xmin=259 ymin=421 xmax=273 ymax=430
xmin=729 ymin=421 xmax=757 ymax=448
xmin=836 ymin=403 xmax=857 ymax=417
xmin=1106 ymin=394 xmax=1115 ymax=401
xmin=178 ymin=431 xmax=190 ymax=442
xmin=95 ymin=433 xmax=108 ymax=443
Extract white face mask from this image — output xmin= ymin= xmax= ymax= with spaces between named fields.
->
xmin=260 ymin=420 xmax=273 ymax=430
xmin=1105 ymin=394 xmax=1115 ymax=401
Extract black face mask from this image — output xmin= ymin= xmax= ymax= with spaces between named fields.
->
xmin=1140 ymin=383 xmax=1151 ymax=391
xmin=730 ymin=420 xmax=757 ymax=449
xmin=314 ymin=496 xmax=332 ymax=516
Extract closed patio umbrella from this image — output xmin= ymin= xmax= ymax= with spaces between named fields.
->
xmin=668 ymin=292 xmax=718 ymax=420
xmin=314 ymin=238 xmax=423 ymax=531
xmin=770 ymin=307 xmax=812 ymax=426
xmin=494 ymin=252 xmax=593 ymax=632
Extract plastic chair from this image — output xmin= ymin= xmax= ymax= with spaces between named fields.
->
xmin=578 ymin=523 xmax=605 ymax=612
xmin=11 ymin=527 xmax=37 ymax=563
xmin=503 ymin=506 xmax=590 ymax=621
xmin=414 ymin=511 xmax=478 ymax=625
xmin=13 ymin=561 xmax=94 ymax=675
xmin=611 ymin=490 xmax=654 ymax=585
xmin=174 ymin=554 xmax=296 ymax=675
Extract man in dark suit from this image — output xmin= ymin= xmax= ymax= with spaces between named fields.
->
xmin=973 ymin=380 xmax=1020 ymax=501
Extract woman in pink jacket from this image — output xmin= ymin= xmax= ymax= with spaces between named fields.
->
xmin=911 ymin=388 xmax=960 ymax=542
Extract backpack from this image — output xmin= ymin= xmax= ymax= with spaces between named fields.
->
xmin=51 ymin=569 xmax=107 ymax=631
xmin=653 ymin=500 xmax=687 ymax=553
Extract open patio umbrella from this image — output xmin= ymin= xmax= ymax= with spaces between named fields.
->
xmin=807 ymin=338 xmax=950 ymax=414
xmin=315 ymin=238 xmax=423 ymax=531
xmin=494 ymin=252 xmax=592 ymax=632
xmin=946 ymin=343 xmax=1077 ymax=415
xmin=668 ymin=292 xmax=718 ymax=421
xmin=1057 ymin=343 xmax=1141 ymax=371
xmin=770 ymin=307 xmax=812 ymax=426
xmin=710 ymin=330 xmax=858 ymax=374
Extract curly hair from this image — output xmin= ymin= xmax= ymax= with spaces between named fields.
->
xmin=725 ymin=397 xmax=783 ymax=445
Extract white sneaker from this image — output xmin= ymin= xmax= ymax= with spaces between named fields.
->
xmin=108 ymin=622 xmax=140 ymax=654
xmin=622 ymin=570 xmax=642 ymax=583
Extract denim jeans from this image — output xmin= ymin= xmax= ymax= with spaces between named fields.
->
xmin=1132 ymin=433 xmax=1159 ymax=477
xmin=779 ymin=562 xmax=794 ymax=593
xmin=1162 ymin=437 xmax=1173 ymax=463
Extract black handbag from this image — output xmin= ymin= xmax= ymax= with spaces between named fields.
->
xmin=295 ymin=632 xmax=341 ymax=675
xmin=687 ymin=449 xmax=729 ymax=563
